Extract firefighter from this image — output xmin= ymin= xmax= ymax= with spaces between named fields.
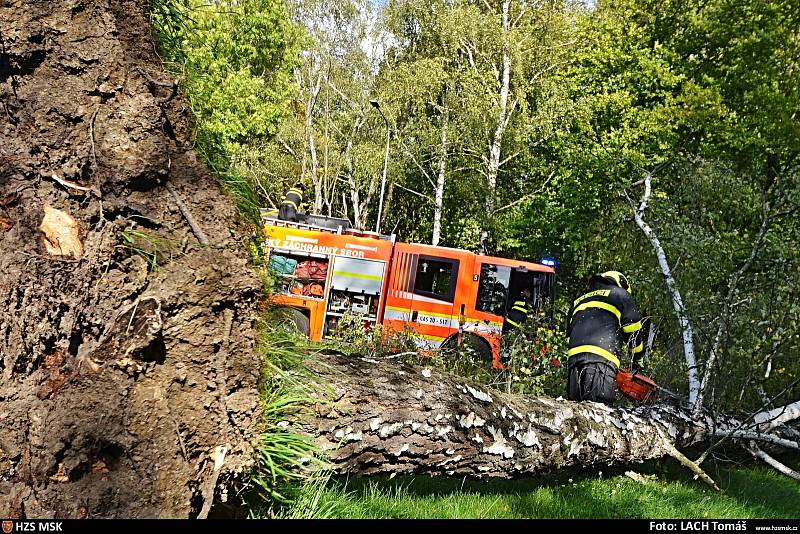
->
xmin=504 ymin=288 xmax=531 ymax=334
xmin=500 ymin=288 xmax=531 ymax=362
xmin=566 ymin=271 xmax=644 ymax=405
xmin=278 ymin=182 xmax=305 ymax=222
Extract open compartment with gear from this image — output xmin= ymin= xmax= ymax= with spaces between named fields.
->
xmin=323 ymin=256 xmax=386 ymax=336
xmin=267 ymin=249 xmax=330 ymax=300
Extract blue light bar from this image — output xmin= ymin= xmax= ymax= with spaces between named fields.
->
xmin=541 ymin=257 xmax=557 ymax=268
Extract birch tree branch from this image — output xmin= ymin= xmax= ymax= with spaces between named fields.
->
xmin=748 ymin=444 xmax=800 ymax=481
xmin=753 ymin=400 xmax=800 ymax=431
xmin=394 ymin=182 xmax=431 ymax=200
xmin=494 ymin=170 xmax=555 ymax=214
xmin=631 ymin=174 xmax=700 ymax=407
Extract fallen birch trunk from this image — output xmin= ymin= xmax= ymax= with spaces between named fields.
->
xmin=296 ymin=353 xmax=797 ymax=481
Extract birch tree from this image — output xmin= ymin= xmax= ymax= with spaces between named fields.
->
xmin=381 ymin=0 xmax=579 ymax=250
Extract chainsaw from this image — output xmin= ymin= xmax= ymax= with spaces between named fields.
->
xmin=616 ymin=368 xmax=682 ymax=403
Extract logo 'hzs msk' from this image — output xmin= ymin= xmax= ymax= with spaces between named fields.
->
xmin=1 ymin=522 xmax=61 ymax=533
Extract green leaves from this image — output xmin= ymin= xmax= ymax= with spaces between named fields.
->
xmin=154 ymin=0 xmax=300 ymax=150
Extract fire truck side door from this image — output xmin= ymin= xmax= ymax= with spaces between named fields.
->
xmin=408 ymin=254 xmax=460 ymax=346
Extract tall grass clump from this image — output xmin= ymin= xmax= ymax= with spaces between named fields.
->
xmin=246 ymin=308 xmax=340 ymax=518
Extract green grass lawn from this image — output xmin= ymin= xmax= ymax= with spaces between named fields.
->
xmin=313 ymin=462 xmax=800 ymax=519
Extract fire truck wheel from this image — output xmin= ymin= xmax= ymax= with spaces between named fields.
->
xmin=442 ymin=333 xmax=493 ymax=363
xmin=280 ymin=307 xmax=310 ymax=336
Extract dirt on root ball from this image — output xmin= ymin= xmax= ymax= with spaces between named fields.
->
xmin=0 ymin=0 xmax=263 ymax=518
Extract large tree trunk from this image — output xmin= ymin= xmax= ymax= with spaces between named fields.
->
xmin=0 ymin=0 xmax=262 ymax=518
xmin=296 ymin=353 xmax=796 ymax=479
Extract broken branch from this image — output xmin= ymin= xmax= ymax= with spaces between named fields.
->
xmin=166 ymin=182 xmax=210 ymax=246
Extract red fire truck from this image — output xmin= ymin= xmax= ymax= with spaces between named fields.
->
xmin=261 ymin=211 xmax=555 ymax=368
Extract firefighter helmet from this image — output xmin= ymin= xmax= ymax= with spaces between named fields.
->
xmin=600 ymin=271 xmax=631 ymax=293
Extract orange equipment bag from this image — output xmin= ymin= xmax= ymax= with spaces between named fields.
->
xmin=302 ymin=282 xmax=324 ymax=298
xmin=616 ymin=369 xmax=658 ymax=402
xmin=295 ymin=261 xmax=328 ymax=280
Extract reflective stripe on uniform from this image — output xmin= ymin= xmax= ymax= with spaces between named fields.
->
xmin=572 ymin=300 xmax=621 ymax=322
xmin=506 ymin=318 xmax=523 ymax=328
xmin=288 ymin=188 xmax=303 ymax=196
xmin=573 ymin=289 xmax=611 ymax=306
xmin=567 ymin=345 xmax=620 ymax=367
xmin=281 ymin=199 xmax=298 ymax=210
xmin=623 ymin=320 xmax=642 ymax=333
xmin=632 ymin=342 xmax=644 ymax=354
xmin=511 ymin=301 xmax=527 ymax=313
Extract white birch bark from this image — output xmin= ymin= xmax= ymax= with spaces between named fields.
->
xmin=748 ymin=444 xmax=800 ymax=481
xmin=633 ymin=175 xmax=700 ymax=407
xmin=432 ymin=106 xmax=448 ymax=246
xmin=753 ymin=400 xmax=800 ymax=431
xmin=296 ymin=352 xmax=799 ymax=482
xmin=480 ymin=0 xmax=511 ymax=254
xmin=343 ymin=116 xmax=365 ymax=228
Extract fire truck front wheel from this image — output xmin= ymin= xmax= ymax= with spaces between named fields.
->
xmin=442 ymin=333 xmax=492 ymax=363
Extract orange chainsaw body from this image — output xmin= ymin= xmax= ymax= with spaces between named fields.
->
xmin=616 ymin=369 xmax=658 ymax=402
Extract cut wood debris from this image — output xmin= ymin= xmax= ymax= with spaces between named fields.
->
xmin=39 ymin=204 xmax=83 ymax=258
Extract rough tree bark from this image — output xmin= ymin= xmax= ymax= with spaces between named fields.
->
xmin=295 ymin=353 xmax=799 ymax=480
xmin=0 ymin=0 xmax=262 ymax=518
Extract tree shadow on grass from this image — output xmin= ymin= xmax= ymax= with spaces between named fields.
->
xmin=328 ymin=459 xmax=800 ymax=519
xmin=712 ymin=463 xmax=800 ymax=518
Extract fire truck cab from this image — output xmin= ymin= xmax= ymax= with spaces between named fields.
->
xmin=261 ymin=211 xmax=555 ymax=368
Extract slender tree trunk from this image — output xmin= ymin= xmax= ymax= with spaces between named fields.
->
xmin=432 ymin=107 xmax=448 ymax=246
xmin=323 ymin=81 xmax=332 ymax=216
xmin=359 ymin=169 xmax=380 ymax=232
xmin=696 ymin=208 xmax=771 ymax=416
xmin=344 ymin=116 xmax=364 ymax=228
xmin=296 ymin=70 xmax=309 ymax=184
xmin=633 ymin=175 xmax=700 ymax=406
xmin=306 ymin=75 xmax=323 ymax=214
xmin=480 ymin=0 xmax=511 ymax=254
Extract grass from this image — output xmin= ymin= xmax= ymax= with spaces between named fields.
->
xmin=314 ymin=462 xmax=800 ymax=519
xmin=245 ymin=311 xmax=337 ymax=518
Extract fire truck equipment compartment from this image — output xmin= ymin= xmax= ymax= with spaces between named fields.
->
xmin=330 ymin=257 xmax=385 ymax=295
